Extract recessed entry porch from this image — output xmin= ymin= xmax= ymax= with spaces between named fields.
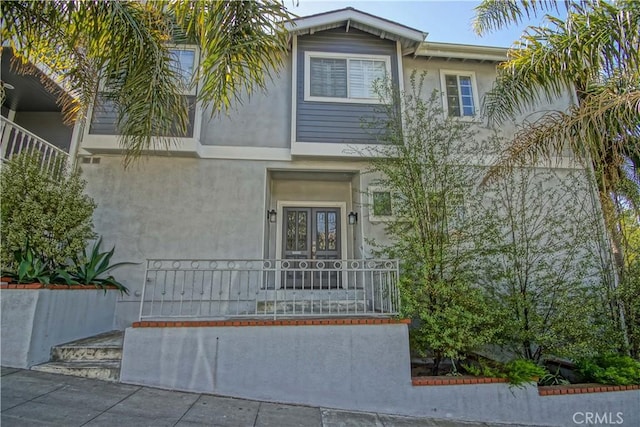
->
xmin=138 ymin=170 xmax=400 ymax=320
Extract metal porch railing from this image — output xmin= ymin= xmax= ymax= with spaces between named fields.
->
xmin=1 ymin=116 xmax=71 ymax=176
xmin=139 ymin=259 xmax=400 ymax=320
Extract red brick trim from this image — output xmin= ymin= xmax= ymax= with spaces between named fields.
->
xmin=0 ymin=283 xmax=118 ymax=290
xmin=538 ymin=384 xmax=640 ymax=396
xmin=132 ymin=318 xmax=411 ymax=328
xmin=412 ymin=376 xmax=508 ymax=386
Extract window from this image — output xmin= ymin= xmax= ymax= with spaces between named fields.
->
xmin=369 ymin=186 xmax=402 ymax=222
xmin=440 ymin=70 xmax=478 ymax=117
xmin=305 ymin=52 xmax=390 ymax=103
xmin=169 ymin=48 xmax=197 ymax=94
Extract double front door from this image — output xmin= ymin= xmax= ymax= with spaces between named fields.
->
xmin=282 ymin=207 xmax=341 ymax=289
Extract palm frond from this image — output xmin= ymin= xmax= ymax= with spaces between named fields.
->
xmin=473 ymin=0 xmax=567 ymax=35
xmin=168 ymin=0 xmax=291 ymax=114
xmin=483 ymin=88 xmax=640 ymax=188
xmin=484 ymin=1 xmax=640 ymax=124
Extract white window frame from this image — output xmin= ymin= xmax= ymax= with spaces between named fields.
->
xmin=368 ymin=186 xmax=399 ymax=222
xmin=439 ymin=69 xmax=480 ymax=119
xmin=304 ymin=51 xmax=391 ymax=104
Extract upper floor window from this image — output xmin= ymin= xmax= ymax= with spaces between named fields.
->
xmin=304 ymin=52 xmax=390 ymax=104
xmin=169 ymin=47 xmax=197 ymax=95
xmin=440 ymin=70 xmax=478 ymax=117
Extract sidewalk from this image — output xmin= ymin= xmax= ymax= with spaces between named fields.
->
xmin=2 ymin=367 xmax=531 ymax=427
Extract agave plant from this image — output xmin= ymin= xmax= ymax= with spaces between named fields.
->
xmin=2 ymin=241 xmax=54 ymax=285
xmin=63 ymin=237 xmax=133 ymax=294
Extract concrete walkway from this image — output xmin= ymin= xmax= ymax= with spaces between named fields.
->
xmin=2 ymin=367 xmax=533 ymax=427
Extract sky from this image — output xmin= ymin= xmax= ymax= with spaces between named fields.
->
xmin=287 ymin=0 xmax=548 ymax=48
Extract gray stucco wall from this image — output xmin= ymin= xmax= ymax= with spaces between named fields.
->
xmin=13 ymin=111 xmax=73 ymax=151
xmin=81 ymin=156 xmax=269 ymax=328
xmin=296 ymin=28 xmax=398 ymax=144
xmin=121 ymin=324 xmax=640 ymax=426
xmin=1 ymin=289 xmax=117 ymax=368
xmin=200 ymin=62 xmax=291 ymax=148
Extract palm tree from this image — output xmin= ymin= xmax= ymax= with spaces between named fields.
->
xmin=1 ymin=0 xmax=291 ymax=165
xmin=473 ymin=0 xmax=639 ymax=354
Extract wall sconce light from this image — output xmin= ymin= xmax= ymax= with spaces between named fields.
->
xmin=267 ymin=209 xmax=277 ymax=223
xmin=348 ymin=211 xmax=358 ymax=225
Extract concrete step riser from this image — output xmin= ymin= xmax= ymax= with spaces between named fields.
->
xmin=31 ymin=364 xmax=120 ymax=382
xmin=52 ymin=346 xmax=122 ymax=362
xmin=257 ymin=300 xmax=366 ymax=314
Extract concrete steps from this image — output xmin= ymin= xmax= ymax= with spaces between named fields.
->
xmin=31 ymin=330 xmax=123 ymax=382
xmin=256 ymin=299 xmax=367 ymax=315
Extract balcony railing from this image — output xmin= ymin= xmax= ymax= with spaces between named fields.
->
xmin=139 ymin=259 xmax=400 ymax=320
xmin=1 ymin=116 xmax=71 ymax=176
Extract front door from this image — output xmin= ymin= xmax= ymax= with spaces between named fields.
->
xmin=282 ymin=207 xmax=341 ymax=289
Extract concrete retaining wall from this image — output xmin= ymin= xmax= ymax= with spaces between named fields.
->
xmin=121 ymin=324 xmax=640 ymax=427
xmin=1 ymin=289 xmax=117 ymax=368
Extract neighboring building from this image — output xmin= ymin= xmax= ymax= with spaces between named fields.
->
xmin=1 ymin=8 xmax=582 ymax=329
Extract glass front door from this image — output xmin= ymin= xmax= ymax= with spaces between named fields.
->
xmin=282 ymin=207 xmax=341 ymax=289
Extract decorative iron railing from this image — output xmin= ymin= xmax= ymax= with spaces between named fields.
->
xmin=1 ymin=116 xmax=71 ymax=176
xmin=139 ymin=259 xmax=400 ymax=320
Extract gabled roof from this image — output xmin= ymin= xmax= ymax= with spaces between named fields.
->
xmin=286 ymin=7 xmax=427 ymax=51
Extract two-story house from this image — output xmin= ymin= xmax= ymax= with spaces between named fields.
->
xmin=73 ymin=8 xmax=558 ymax=329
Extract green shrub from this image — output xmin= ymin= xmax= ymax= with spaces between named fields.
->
xmin=504 ymin=359 xmax=548 ymax=387
xmin=1 ymin=152 xmax=96 ymax=271
xmin=577 ymin=354 xmax=640 ymax=385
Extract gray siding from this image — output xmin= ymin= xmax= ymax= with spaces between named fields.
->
xmin=297 ymin=28 xmax=398 ymax=144
xmin=89 ymin=94 xmax=196 ymax=137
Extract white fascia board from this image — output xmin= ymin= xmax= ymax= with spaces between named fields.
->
xmin=291 ymin=142 xmax=384 ymax=158
xmin=197 ymin=145 xmax=291 ymax=161
xmin=286 ymin=9 xmax=426 ymax=43
xmin=415 ymin=42 xmax=508 ymax=62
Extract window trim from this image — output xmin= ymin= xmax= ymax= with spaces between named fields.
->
xmin=304 ymin=51 xmax=391 ymax=104
xmin=439 ymin=69 xmax=479 ymax=119
xmin=368 ymin=186 xmax=399 ymax=222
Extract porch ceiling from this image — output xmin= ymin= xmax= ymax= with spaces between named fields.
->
xmin=270 ymin=170 xmax=356 ymax=182
xmin=1 ymin=47 xmax=64 ymax=112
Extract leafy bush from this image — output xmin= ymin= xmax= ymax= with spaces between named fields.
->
xmin=461 ymin=360 xmax=505 ymax=379
xmin=1 ymin=152 xmax=96 ymax=271
xmin=577 ymin=354 xmax=640 ymax=385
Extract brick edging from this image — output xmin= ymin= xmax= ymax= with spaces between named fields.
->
xmin=0 ymin=283 xmax=119 ymax=290
xmin=412 ymin=376 xmax=507 ymax=386
xmin=411 ymin=377 xmax=640 ymax=394
xmin=538 ymin=384 xmax=640 ymax=396
xmin=132 ymin=318 xmax=411 ymax=328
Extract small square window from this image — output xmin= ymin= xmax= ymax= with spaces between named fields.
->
xmin=441 ymin=71 xmax=478 ymax=117
xmin=369 ymin=186 xmax=402 ymax=222
xmin=372 ymin=191 xmax=393 ymax=217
